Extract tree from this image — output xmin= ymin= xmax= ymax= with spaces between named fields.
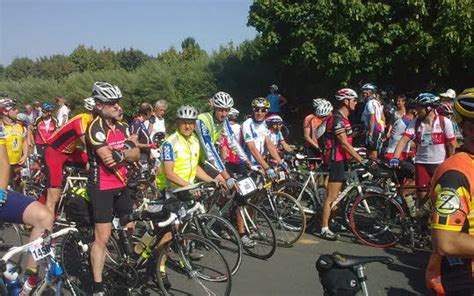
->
xmin=70 ymin=45 xmax=119 ymax=72
xmin=117 ymin=48 xmax=151 ymax=71
xmin=248 ymin=0 xmax=474 ymax=91
xmin=35 ymin=55 xmax=78 ymax=80
xmin=180 ymin=37 xmax=207 ymax=61
xmin=5 ymin=57 xmax=37 ymax=80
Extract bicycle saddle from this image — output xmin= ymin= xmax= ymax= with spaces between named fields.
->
xmin=331 ymin=252 xmax=394 ymax=268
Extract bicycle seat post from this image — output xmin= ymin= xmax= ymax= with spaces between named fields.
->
xmin=355 ymin=264 xmax=369 ymax=296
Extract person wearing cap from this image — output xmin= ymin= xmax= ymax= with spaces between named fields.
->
xmin=266 ymin=84 xmax=288 ymax=116
xmin=32 ymin=102 xmax=58 ymax=159
xmin=426 ymin=88 xmax=474 ymax=295
xmin=55 ymin=96 xmax=70 ymax=127
xmin=439 ymin=88 xmax=456 ymax=102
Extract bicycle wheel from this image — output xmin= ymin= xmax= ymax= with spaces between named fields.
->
xmin=182 ymin=213 xmax=243 ymax=276
xmin=349 ymin=194 xmax=406 ymax=248
xmin=276 ymin=180 xmax=318 ymax=217
xmin=0 ymin=222 xmax=23 ymax=266
xmin=155 ymin=233 xmax=232 ymax=296
xmin=240 ymin=203 xmax=277 ymax=259
xmin=255 ymin=191 xmax=306 ymax=247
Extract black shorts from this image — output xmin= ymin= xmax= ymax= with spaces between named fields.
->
xmin=365 ymin=132 xmax=383 ymax=152
xmin=88 ymin=186 xmax=133 ymax=223
xmin=328 ymin=160 xmax=348 ymax=183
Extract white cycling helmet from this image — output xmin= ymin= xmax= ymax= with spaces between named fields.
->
xmin=316 ymin=100 xmax=333 ymax=117
xmin=92 ymin=82 xmax=122 ymax=103
xmin=177 ymin=105 xmax=198 ymax=120
xmin=228 ymin=108 xmax=240 ymax=120
xmin=84 ymin=97 xmax=96 ymax=111
xmin=212 ymin=91 xmax=234 ymax=108
xmin=335 ymin=88 xmax=358 ymax=101
xmin=312 ymin=98 xmax=325 ymax=109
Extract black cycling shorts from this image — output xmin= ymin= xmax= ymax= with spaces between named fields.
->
xmin=88 ymin=186 xmax=133 ymax=223
xmin=328 ymin=160 xmax=348 ymax=183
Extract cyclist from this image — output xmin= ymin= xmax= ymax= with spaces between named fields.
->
xmin=266 ymin=84 xmax=288 ymax=116
xmin=303 ymin=98 xmax=333 ymax=169
xmin=385 ymin=102 xmax=416 ymax=161
xmin=265 ymin=114 xmax=293 ymax=154
xmin=31 ymin=102 xmax=58 ymax=159
xmin=391 ymin=93 xmax=456 ymax=204
xmin=320 ymin=89 xmax=369 ymax=240
xmin=85 ymin=82 xmax=139 ymax=296
xmin=242 ymin=97 xmax=286 ymax=177
xmin=426 ymin=88 xmax=474 ymax=295
xmin=0 ymin=102 xmax=54 ymax=293
xmin=129 ymin=102 xmax=156 ymax=161
xmin=220 ymin=108 xmax=244 ymax=175
xmin=44 ymin=97 xmax=95 ymax=214
xmin=361 ymin=83 xmax=385 ymax=159
xmin=437 ymin=101 xmax=463 ymax=142
xmin=195 ymin=91 xmax=251 ymax=189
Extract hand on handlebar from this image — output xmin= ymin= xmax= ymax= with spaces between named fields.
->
xmin=266 ymin=167 xmax=277 ymax=179
xmin=360 ymin=158 xmax=377 ymax=169
xmin=389 ymin=158 xmax=401 ymax=169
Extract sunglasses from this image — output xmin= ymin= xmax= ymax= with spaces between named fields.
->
xmin=254 ymin=108 xmax=268 ymax=113
xmin=181 ymin=119 xmax=196 ymax=125
xmin=102 ymin=101 xmax=119 ymax=106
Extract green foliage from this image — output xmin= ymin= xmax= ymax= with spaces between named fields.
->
xmin=117 ymin=48 xmax=151 ymax=71
xmin=70 ymin=45 xmax=120 ymax=72
xmin=5 ymin=58 xmax=36 ymax=80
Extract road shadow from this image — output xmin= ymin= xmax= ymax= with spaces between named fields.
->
xmin=383 ymin=247 xmax=430 ymax=295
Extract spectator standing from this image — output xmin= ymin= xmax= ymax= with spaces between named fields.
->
xmin=266 ymin=84 xmax=288 ymax=116
xmin=55 ymin=96 xmax=70 ymax=127
xmin=145 ymin=100 xmax=168 ymax=139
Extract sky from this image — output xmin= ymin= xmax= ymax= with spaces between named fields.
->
xmin=0 ymin=0 xmax=257 ymax=65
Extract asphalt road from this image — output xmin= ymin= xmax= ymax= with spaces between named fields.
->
xmin=0 ymin=225 xmax=429 ymax=295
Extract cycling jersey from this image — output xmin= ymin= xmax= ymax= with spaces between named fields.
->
xmin=145 ymin=116 xmax=166 ymax=139
xmin=303 ymin=114 xmax=324 ymax=147
xmin=156 ymin=131 xmax=200 ymax=190
xmin=361 ymin=98 xmax=385 ymax=134
xmin=403 ymin=115 xmax=455 ymax=164
xmin=426 ymin=152 xmax=474 ymax=295
xmin=86 ymin=117 xmax=129 ymax=190
xmin=130 ymin=117 xmax=152 ymax=154
xmin=47 ymin=113 xmax=93 ymax=154
xmin=269 ymin=130 xmax=284 ymax=147
xmin=324 ymin=110 xmax=353 ymax=163
xmin=3 ymin=122 xmax=26 ymax=165
xmin=242 ymin=118 xmax=270 ymax=165
xmin=385 ymin=115 xmax=413 ymax=160
xmin=195 ymin=112 xmax=248 ymax=172
xmin=33 ymin=117 xmax=58 ymax=145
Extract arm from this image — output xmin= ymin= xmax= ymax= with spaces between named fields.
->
xmin=280 ymin=139 xmax=293 ymax=153
xmin=279 ymin=95 xmax=288 ymax=108
xmin=392 ymin=135 xmax=411 ymax=159
xmin=432 ymin=229 xmax=474 ymax=257
xmin=196 ymin=165 xmax=213 ymax=183
xmin=19 ymin=128 xmax=29 ymax=164
xmin=194 ymin=119 xmax=226 ymax=173
xmin=335 ymin=132 xmax=364 ymax=162
xmin=0 ymin=144 xmax=10 ymax=190
xmin=303 ymin=126 xmax=319 ymax=149
xmin=369 ymin=114 xmax=376 ymax=137
xmin=265 ymin=136 xmax=283 ymax=164
xmin=246 ymin=140 xmax=271 ymax=169
xmin=163 ymin=160 xmax=191 ymax=187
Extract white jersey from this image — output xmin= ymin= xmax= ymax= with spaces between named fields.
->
xmin=386 ymin=116 xmax=412 ymax=154
xmin=361 ymin=98 xmax=385 ymax=133
xmin=230 ymin=123 xmax=241 ymax=143
xmin=56 ymin=105 xmax=70 ymax=126
xmin=242 ymin=118 xmax=269 ymax=164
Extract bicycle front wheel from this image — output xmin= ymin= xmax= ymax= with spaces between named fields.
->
xmin=156 ymin=233 xmax=232 ymax=296
xmin=349 ymin=194 xmax=406 ymax=248
xmin=255 ymin=191 xmax=306 ymax=247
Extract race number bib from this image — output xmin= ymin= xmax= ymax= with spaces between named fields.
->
xmin=237 ymin=177 xmax=257 ymax=196
xmin=28 ymin=241 xmax=52 ymax=261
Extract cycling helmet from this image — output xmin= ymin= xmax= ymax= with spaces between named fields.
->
xmin=413 ymin=93 xmax=440 ymax=107
xmin=316 ymin=100 xmax=333 ymax=117
xmin=0 ymin=98 xmax=16 ymax=112
xmin=361 ymin=83 xmax=377 ymax=91
xmin=453 ymin=88 xmax=474 ymax=122
xmin=265 ymin=114 xmax=283 ymax=125
xmin=270 ymin=84 xmax=278 ymax=91
xmin=16 ymin=113 xmax=30 ymax=125
xmin=84 ymin=97 xmax=96 ymax=111
xmin=92 ymin=82 xmax=122 ymax=103
xmin=212 ymin=91 xmax=234 ymax=108
xmin=251 ymin=97 xmax=270 ymax=109
xmin=440 ymin=89 xmax=456 ymax=100
xmin=335 ymin=88 xmax=358 ymax=101
xmin=228 ymin=108 xmax=240 ymax=120
xmin=312 ymin=98 xmax=325 ymax=109
xmin=176 ymin=105 xmax=198 ymax=120
xmin=41 ymin=102 xmax=54 ymax=111
xmin=436 ymin=101 xmax=454 ymax=116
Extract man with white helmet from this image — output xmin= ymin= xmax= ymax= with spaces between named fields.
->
xmin=320 ymin=89 xmax=370 ymax=240
xmin=303 ymin=98 xmax=333 ymax=169
xmin=195 ymin=91 xmax=251 ymax=189
xmin=85 ymin=82 xmax=139 ymax=296
xmin=44 ymin=97 xmax=95 ymax=215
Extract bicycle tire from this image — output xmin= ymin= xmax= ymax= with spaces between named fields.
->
xmin=155 ymin=233 xmax=232 ymax=296
xmin=349 ymin=194 xmax=406 ymax=248
xmin=182 ymin=213 xmax=243 ymax=276
xmin=0 ymin=222 xmax=23 ymax=266
xmin=276 ymin=180 xmax=318 ymax=217
xmin=255 ymin=191 xmax=306 ymax=247
xmin=239 ymin=203 xmax=277 ymax=259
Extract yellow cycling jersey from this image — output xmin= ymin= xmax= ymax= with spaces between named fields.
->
xmin=3 ymin=122 xmax=26 ymax=165
xmin=156 ymin=131 xmax=200 ymax=190
xmin=0 ymin=123 xmax=5 ymax=145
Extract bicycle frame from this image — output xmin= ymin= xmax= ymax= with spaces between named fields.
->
xmin=56 ymin=175 xmax=88 ymax=222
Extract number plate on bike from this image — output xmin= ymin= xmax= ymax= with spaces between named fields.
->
xmin=28 ymin=242 xmax=52 ymax=261
xmin=237 ymin=177 xmax=257 ymax=196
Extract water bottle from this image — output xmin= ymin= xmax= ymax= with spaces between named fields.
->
xmin=119 ymin=230 xmax=134 ymax=256
xmin=404 ymin=193 xmax=417 ymax=217
xmin=19 ymin=274 xmax=39 ymax=296
xmin=134 ymin=231 xmax=154 ymax=255
xmin=4 ymin=263 xmax=21 ymax=295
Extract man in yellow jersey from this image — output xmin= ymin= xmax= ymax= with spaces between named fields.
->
xmin=0 ymin=98 xmax=28 ymax=188
xmin=426 ymin=88 xmax=474 ymax=295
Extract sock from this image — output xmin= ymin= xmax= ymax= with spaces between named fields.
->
xmin=321 ymin=227 xmax=329 ymax=233
xmin=93 ymin=282 xmax=104 ymax=293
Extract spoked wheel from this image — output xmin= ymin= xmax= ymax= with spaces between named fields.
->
xmin=182 ymin=213 xmax=243 ymax=276
xmin=276 ymin=181 xmax=318 ymax=217
xmin=155 ymin=233 xmax=232 ymax=296
xmin=239 ymin=203 xmax=277 ymax=259
xmin=0 ymin=222 xmax=23 ymax=266
xmin=255 ymin=191 xmax=306 ymax=247
xmin=349 ymin=194 xmax=406 ymax=248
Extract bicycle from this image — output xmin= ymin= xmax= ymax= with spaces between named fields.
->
xmin=0 ymin=222 xmax=23 ymax=267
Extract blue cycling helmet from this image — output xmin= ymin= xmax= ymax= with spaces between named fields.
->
xmin=414 ymin=93 xmax=440 ymax=107
xmin=41 ymin=102 xmax=54 ymax=111
xmin=361 ymin=83 xmax=377 ymax=91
